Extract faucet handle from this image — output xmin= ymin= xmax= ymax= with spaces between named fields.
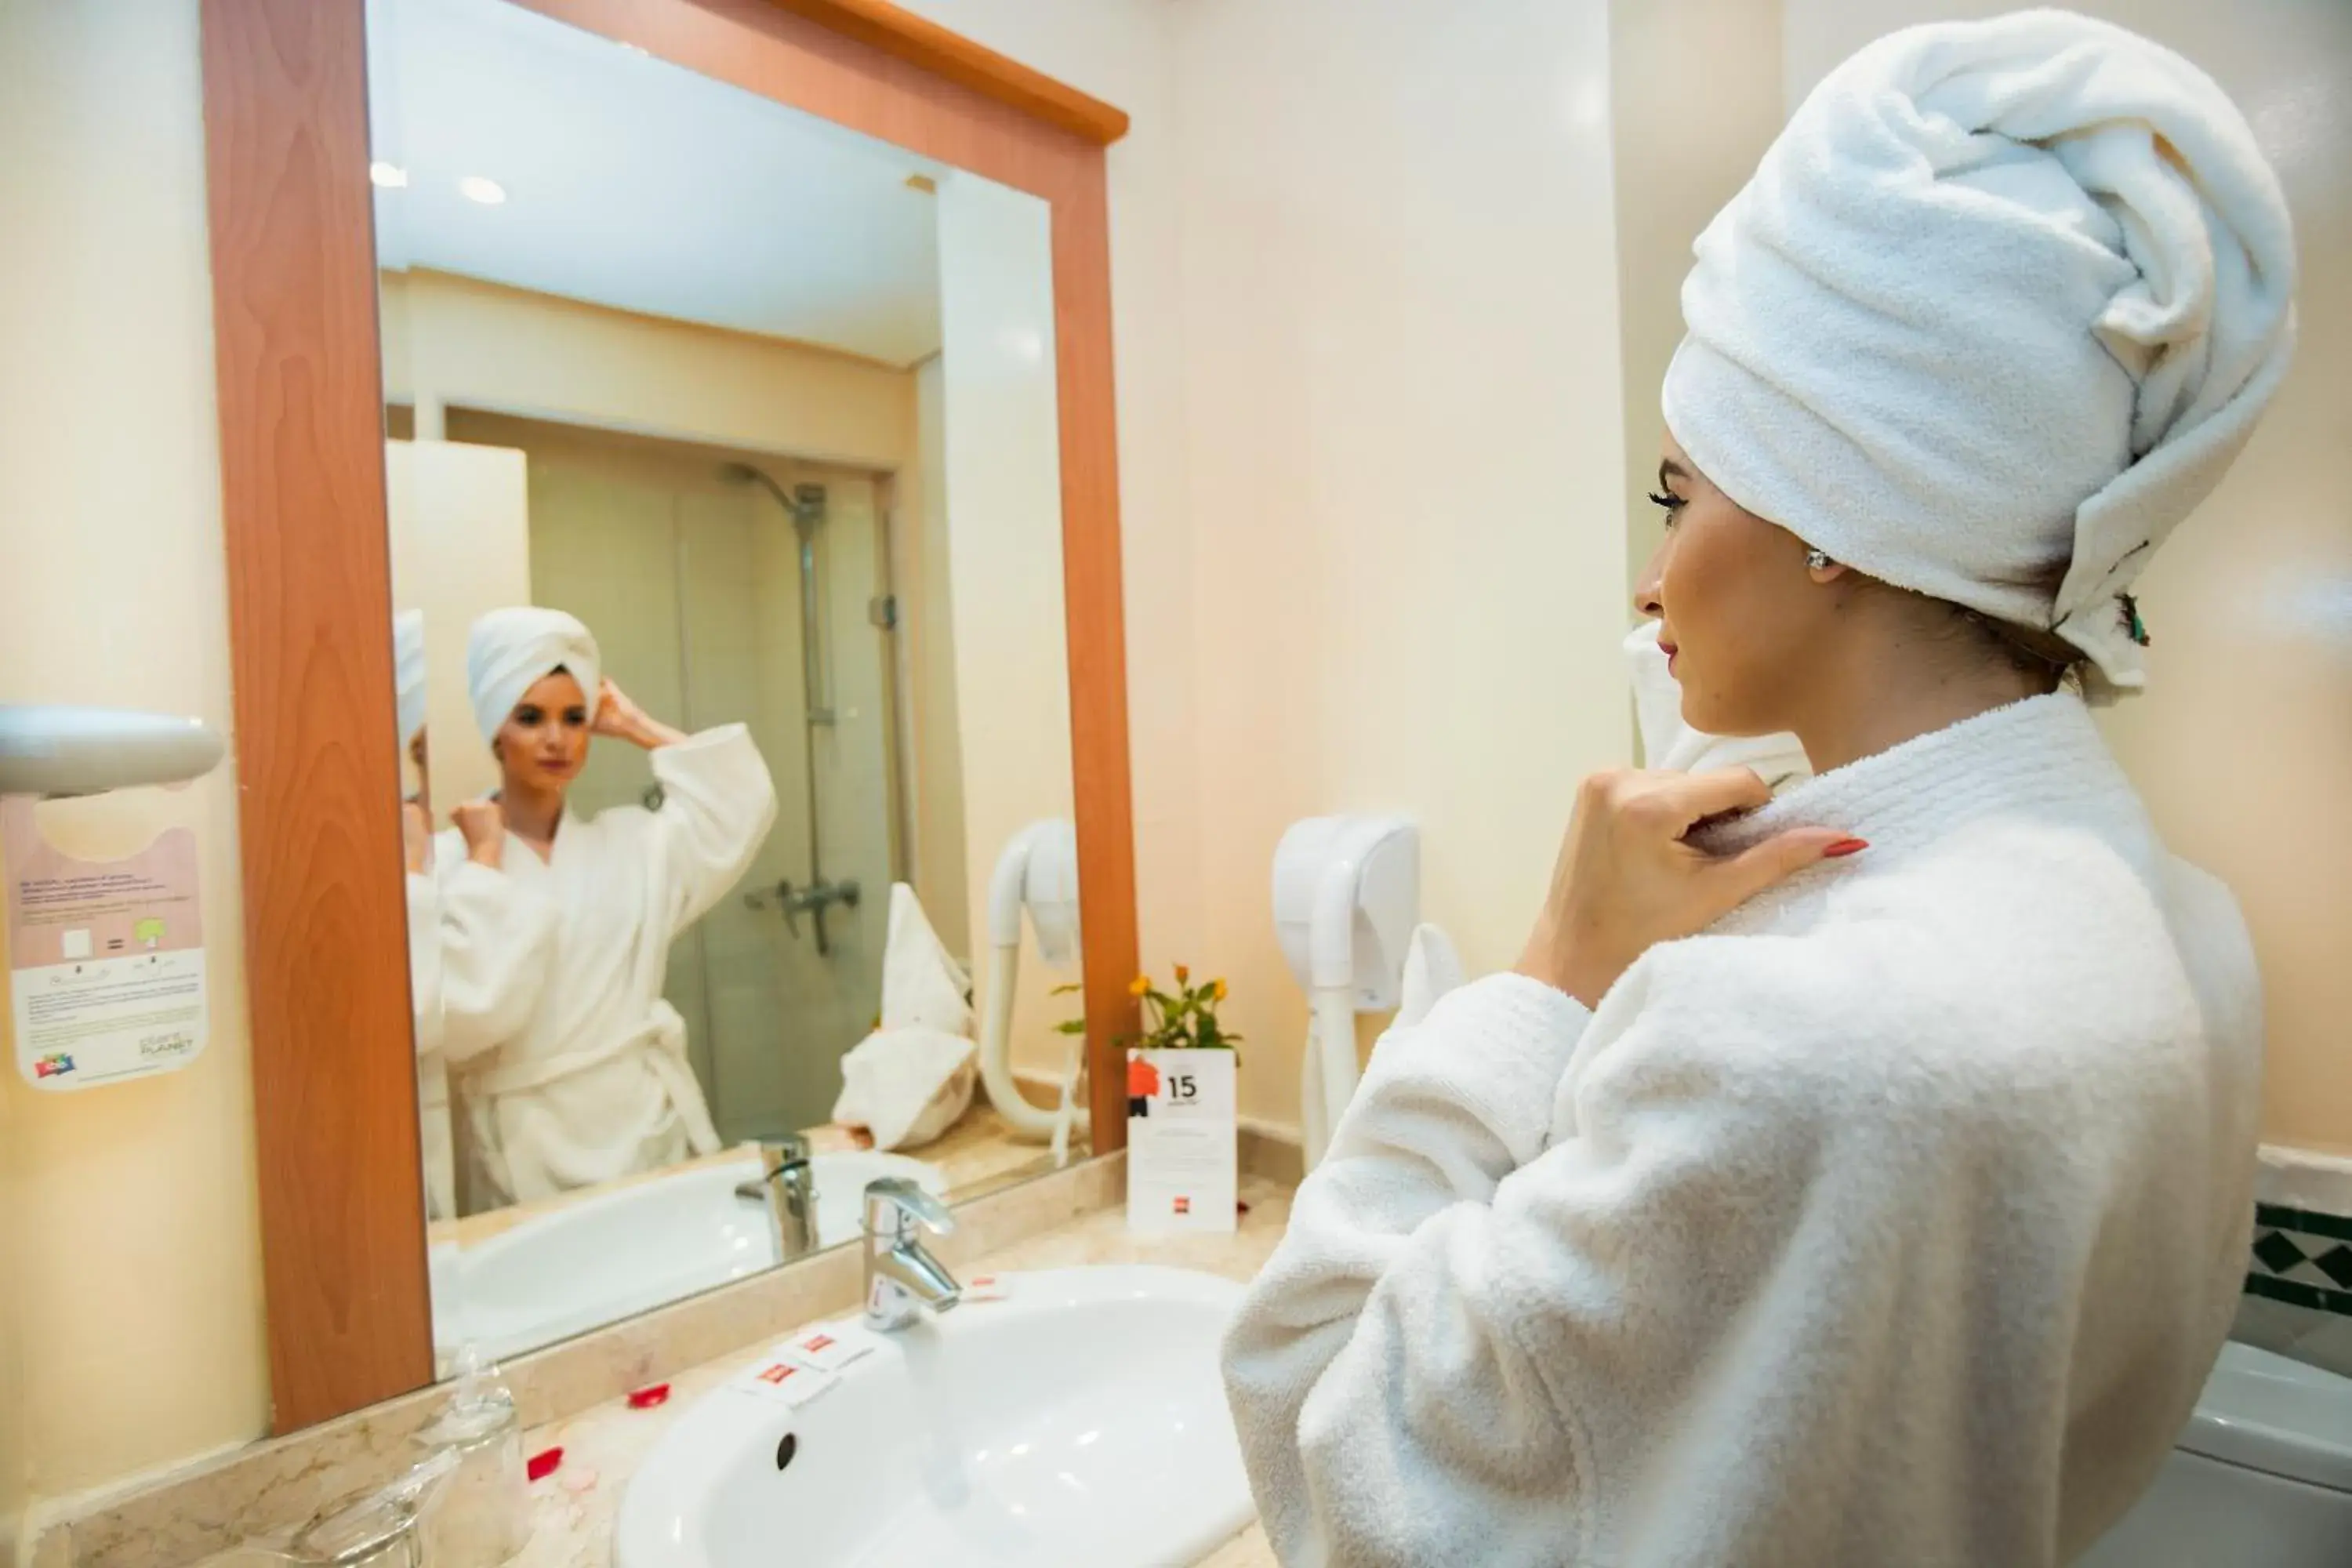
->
xmin=863 ymin=1176 xmax=953 ymax=1239
xmin=759 ymin=1134 xmax=811 ymax=1173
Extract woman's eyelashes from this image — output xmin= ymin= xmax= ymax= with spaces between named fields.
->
xmin=1647 ymin=489 xmax=1687 ymax=526
xmin=563 ymin=707 xmax=589 ymax=727
xmin=514 ymin=704 xmax=546 ymax=728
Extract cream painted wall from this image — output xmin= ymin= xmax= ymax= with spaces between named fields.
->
xmin=1779 ymin=0 xmax=2352 ymax=1156
xmin=0 ymin=0 xmax=270 ymax=1535
xmin=1610 ymin=0 xmax=1785 ymax=619
xmin=1166 ymin=0 xmax=1632 ymax=1127
xmin=380 ymin=268 xmax=916 ymax=471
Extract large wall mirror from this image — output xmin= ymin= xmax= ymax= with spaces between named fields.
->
xmin=204 ymin=0 xmax=1135 ymax=1428
xmin=370 ymin=0 xmax=1089 ymax=1371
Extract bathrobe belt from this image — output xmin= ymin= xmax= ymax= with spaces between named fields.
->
xmin=465 ymin=1000 xmax=721 ymax=1156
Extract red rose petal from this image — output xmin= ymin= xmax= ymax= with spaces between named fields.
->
xmin=526 ymin=1446 xmax=564 ymax=1483
xmin=626 ymin=1383 xmax=671 ymax=1410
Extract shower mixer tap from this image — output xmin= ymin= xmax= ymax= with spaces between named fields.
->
xmin=746 ymin=875 xmax=862 ymax=955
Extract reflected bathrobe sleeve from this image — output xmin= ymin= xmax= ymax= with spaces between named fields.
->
xmin=646 ymin=724 xmax=780 ymax=938
xmin=1218 ymin=932 xmax=2067 ymax=1567
xmin=432 ymin=857 xmax=559 ymax=1066
xmin=405 ymin=871 xmax=445 ymax=1056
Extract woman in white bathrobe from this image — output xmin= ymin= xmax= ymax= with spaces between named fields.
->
xmin=1223 ymin=14 xmax=2295 ymax=1567
xmin=441 ymin=607 xmax=778 ymax=1210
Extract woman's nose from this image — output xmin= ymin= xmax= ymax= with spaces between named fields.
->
xmin=1632 ymin=540 xmax=1667 ymax=621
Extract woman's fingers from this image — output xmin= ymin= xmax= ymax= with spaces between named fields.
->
xmin=1650 ymin=768 xmax=1775 ymax=833
xmin=1520 ymin=762 xmax=1865 ymax=1007
xmin=1713 ymin=829 xmax=1864 ymax=907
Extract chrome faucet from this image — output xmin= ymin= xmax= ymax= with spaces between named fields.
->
xmin=735 ymin=1135 xmax=818 ymax=1259
xmin=862 ymin=1177 xmax=960 ymax=1331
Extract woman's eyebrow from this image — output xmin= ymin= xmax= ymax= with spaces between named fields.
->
xmin=1659 ymin=458 xmax=1692 ymax=488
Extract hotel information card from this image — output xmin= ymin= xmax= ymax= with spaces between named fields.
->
xmin=3 ymin=797 xmax=207 ymax=1091
xmin=1126 ymin=1047 xmax=1238 ymax=1234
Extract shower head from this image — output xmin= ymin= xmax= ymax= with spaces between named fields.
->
xmin=724 ymin=463 xmax=826 ymax=536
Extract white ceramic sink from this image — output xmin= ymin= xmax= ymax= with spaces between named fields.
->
xmin=433 ymin=1151 xmax=944 ymax=1363
xmin=615 ymin=1265 xmax=1254 ymax=1568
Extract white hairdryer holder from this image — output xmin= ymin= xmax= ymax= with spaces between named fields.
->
xmin=1272 ymin=815 xmax=1418 ymax=1167
xmin=977 ymin=820 xmax=1084 ymax=1159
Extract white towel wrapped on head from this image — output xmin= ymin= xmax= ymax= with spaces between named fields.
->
xmin=833 ymin=884 xmax=977 ymax=1151
xmin=465 ymin=607 xmax=601 ymax=743
xmin=1664 ymin=8 xmax=2296 ymax=699
xmin=394 ymin=609 xmax=430 ymax=747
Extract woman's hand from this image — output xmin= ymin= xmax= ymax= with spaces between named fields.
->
xmin=452 ymin=798 xmax=506 ymax=870
xmin=1516 ymin=768 xmax=1864 ymax=1008
xmin=591 ymin=677 xmax=688 ymax=750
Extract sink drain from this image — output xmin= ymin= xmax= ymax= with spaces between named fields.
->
xmin=775 ymin=1432 xmax=799 ymax=1472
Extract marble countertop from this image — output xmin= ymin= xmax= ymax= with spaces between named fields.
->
xmin=506 ymin=1175 xmax=1292 ymax=1566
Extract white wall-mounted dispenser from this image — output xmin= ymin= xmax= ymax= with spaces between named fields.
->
xmin=975 ymin=818 xmax=1086 ymax=1163
xmin=1273 ymin=815 xmax=1419 ymax=1168
xmin=0 ymin=706 xmax=224 ymax=798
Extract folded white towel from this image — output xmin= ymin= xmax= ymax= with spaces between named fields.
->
xmin=833 ymin=1025 xmax=976 ymax=1152
xmin=877 ymin=881 xmax=971 ymax=1036
xmin=1624 ymin=621 xmax=1811 ymax=788
xmin=394 ymin=609 xmax=430 ymax=747
xmin=832 ymin=884 xmax=977 ymax=1150
xmin=1664 ymin=9 xmax=2296 ymax=699
xmin=464 ymin=607 xmax=601 ymax=743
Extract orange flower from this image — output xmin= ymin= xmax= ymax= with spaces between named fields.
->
xmin=1174 ymin=964 xmax=1191 ymax=985
xmin=1211 ymin=978 xmax=1229 ymax=1002
xmin=1128 ymin=975 xmax=1151 ymax=998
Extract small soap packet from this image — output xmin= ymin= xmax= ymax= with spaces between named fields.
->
xmin=779 ymin=1320 xmax=882 ymax=1374
xmin=961 ymin=1272 xmax=1012 ymax=1303
xmin=731 ymin=1355 xmax=838 ymax=1410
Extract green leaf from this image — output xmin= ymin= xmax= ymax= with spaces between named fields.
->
xmin=1049 ymin=982 xmax=1084 ymax=996
xmin=1054 ymin=1019 xmax=1087 ymax=1035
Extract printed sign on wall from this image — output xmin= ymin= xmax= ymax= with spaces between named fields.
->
xmin=1126 ymin=1047 xmax=1238 ymax=1235
xmin=3 ymin=797 xmax=207 ymax=1091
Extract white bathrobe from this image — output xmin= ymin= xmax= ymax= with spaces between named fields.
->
xmin=1222 ymin=695 xmax=2261 ymax=1566
xmin=444 ymin=724 xmax=778 ymax=1207
xmin=407 ymin=862 xmax=558 ymax=1219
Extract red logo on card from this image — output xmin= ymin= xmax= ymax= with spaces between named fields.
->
xmin=1173 ymin=1196 xmax=1191 ymax=1215
xmin=756 ymin=1363 xmax=797 ymax=1385
xmin=800 ymin=1334 xmax=835 ymax=1354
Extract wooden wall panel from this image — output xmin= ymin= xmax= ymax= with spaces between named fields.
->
xmin=760 ymin=0 xmax=1129 ymax=143
xmin=200 ymin=0 xmax=434 ymax=1430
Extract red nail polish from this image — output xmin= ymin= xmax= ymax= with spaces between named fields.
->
xmin=626 ymin=1383 xmax=670 ymax=1410
xmin=1823 ymin=837 xmax=1870 ymax=858
xmin=527 ymin=1446 xmax=564 ymax=1483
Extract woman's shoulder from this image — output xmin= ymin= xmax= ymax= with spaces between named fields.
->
xmin=1601 ymin=818 xmax=2225 ymax=1109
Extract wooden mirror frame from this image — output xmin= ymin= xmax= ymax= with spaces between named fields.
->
xmin=201 ymin=0 xmax=1137 ymax=1432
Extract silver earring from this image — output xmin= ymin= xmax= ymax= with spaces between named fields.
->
xmin=1806 ymin=549 xmax=1834 ymax=572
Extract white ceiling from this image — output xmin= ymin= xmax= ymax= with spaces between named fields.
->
xmin=366 ymin=0 xmax=944 ymax=365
